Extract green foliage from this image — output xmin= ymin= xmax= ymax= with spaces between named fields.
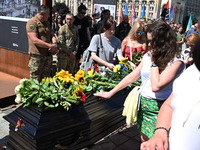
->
xmin=52 ymin=2 xmax=70 ymax=18
xmin=131 ymin=48 xmax=143 ymax=66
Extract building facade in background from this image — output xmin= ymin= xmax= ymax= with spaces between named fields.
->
xmin=52 ymin=0 xmax=200 ymax=24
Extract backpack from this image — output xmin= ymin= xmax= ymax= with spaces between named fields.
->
xmin=80 ymin=34 xmax=103 ymax=71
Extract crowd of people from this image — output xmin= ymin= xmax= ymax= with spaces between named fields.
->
xmin=25 ymin=4 xmax=200 ymax=149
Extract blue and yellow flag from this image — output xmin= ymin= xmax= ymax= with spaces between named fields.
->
xmin=169 ymin=5 xmax=174 ymax=24
xmin=186 ymin=14 xmax=192 ymax=31
xmin=141 ymin=5 xmax=146 ymax=19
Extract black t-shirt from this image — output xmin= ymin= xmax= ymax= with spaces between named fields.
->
xmin=74 ymin=16 xmax=90 ymax=44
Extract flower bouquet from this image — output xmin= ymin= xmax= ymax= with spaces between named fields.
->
xmin=15 ymin=70 xmax=86 ymax=110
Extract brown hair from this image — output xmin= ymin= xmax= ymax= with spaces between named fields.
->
xmin=147 ymin=20 xmax=180 ymax=73
xmin=102 ymin=19 xmax=116 ymax=32
xmin=198 ymin=20 xmax=200 ymax=33
xmin=38 ymin=5 xmax=49 ymax=13
xmin=186 ymin=33 xmax=200 ymax=45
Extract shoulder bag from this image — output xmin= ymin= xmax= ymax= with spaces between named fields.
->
xmin=80 ymin=34 xmax=103 ymax=71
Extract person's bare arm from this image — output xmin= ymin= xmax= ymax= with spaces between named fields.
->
xmin=94 ymin=60 xmax=142 ymax=99
xmin=27 ymin=32 xmax=57 ymax=49
xmin=151 ymin=61 xmax=184 ymax=91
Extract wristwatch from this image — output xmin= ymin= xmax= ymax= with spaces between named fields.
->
xmin=151 ymin=62 xmax=158 ymax=67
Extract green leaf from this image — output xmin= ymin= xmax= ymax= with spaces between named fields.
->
xmin=30 ymin=85 xmax=40 ymax=90
xmin=85 ymin=86 xmax=93 ymax=91
xmin=35 ymin=98 xmax=44 ymax=104
xmin=55 ymin=103 xmax=59 ymax=107
xmin=44 ymin=101 xmax=49 ymax=106
xmin=48 ymin=104 xmax=55 ymax=108
xmin=32 ymin=96 xmax=38 ymax=103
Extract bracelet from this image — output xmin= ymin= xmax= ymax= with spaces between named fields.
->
xmin=154 ymin=127 xmax=168 ymax=134
xmin=151 ymin=62 xmax=158 ymax=67
xmin=52 ymin=42 xmax=57 ymax=45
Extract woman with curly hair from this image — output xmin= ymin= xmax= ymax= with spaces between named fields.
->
xmin=94 ymin=20 xmax=185 ymax=141
xmin=121 ymin=21 xmax=147 ymax=68
xmin=141 ymin=39 xmax=200 ymax=150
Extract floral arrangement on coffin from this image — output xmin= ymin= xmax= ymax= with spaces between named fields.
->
xmin=84 ymin=58 xmax=141 ymax=93
xmin=15 ymin=70 xmax=87 ymax=110
xmin=14 ymin=58 xmax=141 ymax=111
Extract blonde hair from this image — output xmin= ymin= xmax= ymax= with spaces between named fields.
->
xmin=127 ymin=21 xmax=146 ymax=42
xmin=187 ymin=33 xmax=200 ymax=45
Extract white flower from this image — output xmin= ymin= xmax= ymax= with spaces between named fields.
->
xmin=14 ymin=85 xmax=21 ymax=94
xmin=19 ymin=78 xmax=27 ymax=88
xmin=19 ymin=78 xmax=27 ymax=84
xmin=100 ymin=71 xmax=106 ymax=77
xmin=74 ymin=80 xmax=79 ymax=85
xmin=15 ymin=94 xmax=22 ymax=103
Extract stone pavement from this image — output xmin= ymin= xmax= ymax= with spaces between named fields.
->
xmin=88 ymin=125 xmax=141 ymax=150
xmin=0 ymin=105 xmax=17 ymax=150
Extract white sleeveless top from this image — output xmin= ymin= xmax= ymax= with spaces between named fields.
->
xmin=140 ymin=52 xmax=184 ymax=100
xmin=169 ymin=64 xmax=200 ymax=150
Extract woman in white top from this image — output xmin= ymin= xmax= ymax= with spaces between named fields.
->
xmin=141 ymin=39 xmax=200 ymax=150
xmin=94 ymin=20 xmax=185 ymax=141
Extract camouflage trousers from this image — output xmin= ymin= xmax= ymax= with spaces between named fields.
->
xmin=57 ymin=53 xmax=75 ymax=74
xmin=28 ymin=54 xmax=52 ymax=82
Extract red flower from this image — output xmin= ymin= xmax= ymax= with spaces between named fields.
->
xmin=79 ymin=92 xmax=86 ymax=102
xmin=137 ymin=61 xmax=141 ymax=65
xmin=94 ymin=64 xmax=99 ymax=73
xmin=87 ymin=68 xmax=91 ymax=72
xmin=142 ymin=51 xmax=147 ymax=55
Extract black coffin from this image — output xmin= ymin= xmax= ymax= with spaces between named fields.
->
xmin=3 ymin=89 xmax=130 ymax=150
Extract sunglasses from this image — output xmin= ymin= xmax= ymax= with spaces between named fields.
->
xmin=80 ymin=11 xmax=86 ymax=15
xmin=136 ymin=31 xmax=144 ymax=35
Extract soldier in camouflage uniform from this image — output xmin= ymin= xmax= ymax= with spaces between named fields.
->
xmin=26 ymin=5 xmax=58 ymax=82
xmin=57 ymin=13 xmax=79 ymax=73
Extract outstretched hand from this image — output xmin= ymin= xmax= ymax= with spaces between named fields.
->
xmin=93 ymin=91 xmax=113 ymax=99
xmin=107 ymin=63 xmax=115 ymax=70
xmin=140 ymin=131 xmax=168 ymax=150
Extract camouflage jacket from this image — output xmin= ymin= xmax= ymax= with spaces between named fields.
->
xmin=58 ymin=24 xmax=79 ymax=55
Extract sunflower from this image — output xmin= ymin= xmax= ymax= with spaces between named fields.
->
xmin=54 ymin=69 xmax=74 ymax=84
xmin=42 ymin=77 xmax=53 ymax=82
xmin=88 ymin=69 xmax=95 ymax=78
xmin=72 ymin=85 xmax=84 ymax=97
xmin=119 ymin=61 xmax=128 ymax=69
xmin=120 ymin=57 xmax=128 ymax=63
xmin=75 ymin=70 xmax=86 ymax=84
xmin=113 ymin=64 xmax=121 ymax=73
